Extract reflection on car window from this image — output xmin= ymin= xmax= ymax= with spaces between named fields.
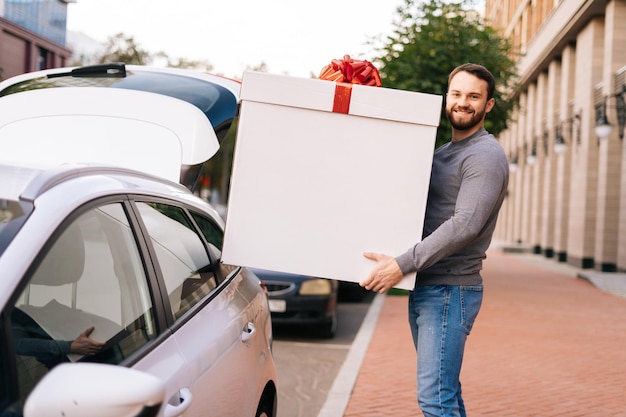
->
xmin=137 ymin=203 xmax=217 ymax=319
xmin=190 ymin=211 xmax=237 ymax=278
xmin=191 ymin=212 xmax=223 ymax=250
xmin=8 ymin=203 xmax=156 ymax=409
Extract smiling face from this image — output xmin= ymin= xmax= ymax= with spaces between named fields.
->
xmin=445 ymin=70 xmax=495 ymax=141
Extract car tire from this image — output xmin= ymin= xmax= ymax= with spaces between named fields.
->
xmin=256 ymin=410 xmax=271 ymax=417
xmin=255 ymin=403 xmax=272 ymax=417
xmin=255 ymin=387 xmax=276 ymax=417
xmin=338 ymin=281 xmax=370 ymax=302
xmin=318 ymin=312 xmax=338 ymax=339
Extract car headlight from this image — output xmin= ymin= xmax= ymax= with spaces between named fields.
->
xmin=299 ymin=279 xmax=332 ymax=296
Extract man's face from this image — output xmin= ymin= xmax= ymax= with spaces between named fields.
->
xmin=445 ymin=71 xmax=495 ymax=131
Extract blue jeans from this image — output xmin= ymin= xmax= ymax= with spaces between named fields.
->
xmin=408 ymin=284 xmax=483 ymax=417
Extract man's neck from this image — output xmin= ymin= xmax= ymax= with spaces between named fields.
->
xmin=451 ymin=125 xmax=484 ymax=142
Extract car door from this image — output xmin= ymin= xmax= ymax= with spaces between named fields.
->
xmin=130 ymin=200 xmax=263 ymax=416
xmin=0 ymin=198 xmax=186 ymax=416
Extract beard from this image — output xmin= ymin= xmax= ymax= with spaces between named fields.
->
xmin=446 ymin=105 xmax=486 ymax=131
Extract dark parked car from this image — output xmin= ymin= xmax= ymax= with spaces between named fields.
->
xmin=251 ymin=269 xmax=339 ymax=338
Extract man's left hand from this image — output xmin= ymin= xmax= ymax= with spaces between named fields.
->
xmin=360 ymin=252 xmax=403 ymax=293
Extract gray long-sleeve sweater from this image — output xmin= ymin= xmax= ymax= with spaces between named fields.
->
xmin=395 ymin=128 xmax=509 ymax=287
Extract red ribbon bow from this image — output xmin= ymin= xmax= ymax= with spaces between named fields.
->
xmin=318 ymin=55 xmax=382 ymax=87
xmin=319 ymin=55 xmax=382 ymax=114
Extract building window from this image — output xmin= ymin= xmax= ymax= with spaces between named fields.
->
xmin=37 ymin=47 xmax=48 ymax=70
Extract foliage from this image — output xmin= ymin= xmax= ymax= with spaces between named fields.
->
xmin=97 ymin=33 xmax=153 ymax=65
xmin=375 ymin=0 xmax=518 ymax=147
xmin=246 ymin=61 xmax=269 ymax=73
xmin=160 ymin=54 xmax=214 ymax=72
xmin=97 ymin=33 xmax=214 ymax=71
xmin=386 ymin=288 xmax=410 ymax=296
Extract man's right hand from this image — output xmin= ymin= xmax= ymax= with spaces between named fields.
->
xmin=70 ymin=326 xmax=105 ymax=356
xmin=360 ymin=252 xmax=404 ymax=293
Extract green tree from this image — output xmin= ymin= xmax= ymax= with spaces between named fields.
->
xmin=97 ymin=33 xmax=152 ymax=65
xmin=157 ymin=52 xmax=214 ymax=72
xmin=96 ymin=33 xmax=215 ymax=71
xmin=375 ymin=0 xmax=517 ymax=147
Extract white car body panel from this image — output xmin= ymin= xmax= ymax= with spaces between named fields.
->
xmin=0 ymin=65 xmax=275 ymax=417
xmin=134 ymin=271 xmax=259 ymax=416
xmin=0 ymin=88 xmax=219 ymax=182
xmin=0 ymin=169 xmax=276 ymax=416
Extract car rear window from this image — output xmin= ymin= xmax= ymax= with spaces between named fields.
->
xmin=0 ymin=71 xmax=237 ymax=130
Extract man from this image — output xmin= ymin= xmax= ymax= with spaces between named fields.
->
xmin=12 ymin=307 xmax=104 ymax=369
xmin=360 ymin=63 xmax=509 ymax=417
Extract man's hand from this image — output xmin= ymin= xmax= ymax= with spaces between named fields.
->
xmin=360 ymin=252 xmax=404 ymax=293
xmin=70 ymin=326 xmax=105 ymax=356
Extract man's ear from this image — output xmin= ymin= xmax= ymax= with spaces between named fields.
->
xmin=485 ymin=98 xmax=495 ymax=113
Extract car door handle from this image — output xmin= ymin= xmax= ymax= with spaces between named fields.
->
xmin=241 ymin=322 xmax=256 ymax=346
xmin=164 ymin=387 xmax=192 ymax=417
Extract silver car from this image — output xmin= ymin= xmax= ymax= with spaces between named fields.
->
xmin=0 ymin=83 xmax=277 ymax=416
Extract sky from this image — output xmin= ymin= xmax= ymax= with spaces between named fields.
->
xmin=66 ymin=1 xmax=404 ymax=79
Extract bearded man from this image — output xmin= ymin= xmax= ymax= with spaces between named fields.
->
xmin=361 ymin=63 xmax=509 ymax=417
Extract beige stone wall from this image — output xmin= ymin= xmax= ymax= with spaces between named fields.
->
xmin=493 ymin=0 xmax=626 ymax=272
xmin=598 ymin=0 xmax=626 ymax=271
xmin=540 ymin=64 xmax=560 ymax=255
xmin=554 ymin=47 xmax=576 ymax=259
xmin=566 ymin=19 xmax=603 ymax=267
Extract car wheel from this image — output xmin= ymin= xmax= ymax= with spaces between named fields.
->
xmin=255 ymin=388 xmax=276 ymax=417
xmin=255 ymin=403 xmax=272 ymax=417
xmin=338 ymin=281 xmax=370 ymax=302
xmin=318 ymin=312 xmax=338 ymax=338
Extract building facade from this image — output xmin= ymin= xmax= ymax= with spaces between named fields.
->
xmin=0 ymin=0 xmax=73 ymax=80
xmin=485 ymin=0 xmax=626 ymax=271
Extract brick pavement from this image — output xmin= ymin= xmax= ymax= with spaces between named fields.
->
xmin=342 ymin=248 xmax=626 ymax=416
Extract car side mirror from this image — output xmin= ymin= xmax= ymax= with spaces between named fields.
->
xmin=24 ymin=363 xmax=165 ymax=417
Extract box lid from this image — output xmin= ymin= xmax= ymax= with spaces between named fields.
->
xmin=240 ymin=71 xmax=442 ymax=126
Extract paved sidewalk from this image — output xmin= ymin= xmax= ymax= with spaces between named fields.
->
xmin=324 ymin=248 xmax=626 ymax=416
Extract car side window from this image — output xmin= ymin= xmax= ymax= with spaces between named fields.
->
xmin=190 ymin=212 xmax=223 ymax=250
xmin=136 ymin=202 xmax=218 ymax=319
xmin=9 ymin=203 xmax=156 ymax=408
xmin=190 ymin=211 xmax=237 ymax=278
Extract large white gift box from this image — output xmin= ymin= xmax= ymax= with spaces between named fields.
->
xmin=222 ymin=71 xmax=442 ymax=290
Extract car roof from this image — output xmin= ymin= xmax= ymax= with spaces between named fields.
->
xmin=0 ymin=160 xmax=222 ymax=275
xmin=0 ymin=63 xmax=241 ymax=95
xmin=0 ymin=87 xmax=218 ymax=183
xmin=0 ymin=164 xmax=43 ymax=201
xmin=0 ymin=163 xmax=192 ymax=203
xmin=0 ymin=64 xmax=241 ymax=133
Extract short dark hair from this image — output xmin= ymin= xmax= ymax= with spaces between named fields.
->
xmin=448 ymin=63 xmax=496 ymax=100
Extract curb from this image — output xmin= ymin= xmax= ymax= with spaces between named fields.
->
xmin=316 ymin=293 xmax=386 ymax=417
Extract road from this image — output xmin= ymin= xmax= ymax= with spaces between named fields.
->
xmin=271 ymin=293 xmax=375 ymax=417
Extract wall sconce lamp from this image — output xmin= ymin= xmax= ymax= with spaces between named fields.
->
xmin=617 ymin=86 xmax=626 ymax=139
xmin=526 ymin=137 xmax=536 ymax=165
xmin=554 ymin=111 xmax=581 ymax=155
xmin=554 ymin=124 xmax=567 ymax=155
xmin=595 ymin=86 xmax=625 ymax=141
xmin=508 ymin=153 xmax=519 ymax=173
xmin=595 ymin=98 xmax=612 ymax=141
